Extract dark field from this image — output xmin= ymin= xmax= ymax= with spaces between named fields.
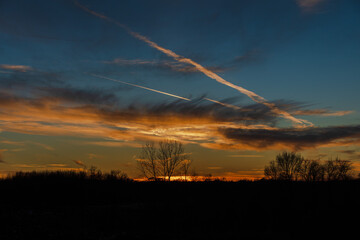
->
xmin=0 ymin=173 xmax=359 ymax=240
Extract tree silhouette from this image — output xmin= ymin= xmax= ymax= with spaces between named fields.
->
xmin=137 ymin=142 xmax=159 ymax=180
xmin=324 ymin=158 xmax=354 ymax=181
xmin=181 ymin=159 xmax=192 ymax=181
xmin=265 ymin=153 xmax=355 ymax=181
xmin=137 ymin=140 xmax=190 ymax=181
xmin=264 ymin=151 xmax=303 ymax=180
xmin=264 ymin=161 xmax=279 ymax=180
xmin=299 ymin=160 xmax=325 ymax=182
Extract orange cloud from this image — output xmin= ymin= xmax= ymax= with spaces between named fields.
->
xmin=293 ymin=109 xmax=353 ymax=117
xmin=297 ymin=0 xmax=326 ymax=12
xmin=1 ymin=89 xmax=360 ymax=152
xmin=0 ymin=64 xmax=33 ymax=72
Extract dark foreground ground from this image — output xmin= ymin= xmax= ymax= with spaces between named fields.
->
xmin=0 ymin=176 xmax=359 ymax=240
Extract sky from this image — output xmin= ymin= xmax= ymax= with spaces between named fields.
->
xmin=0 ymin=0 xmax=360 ymax=180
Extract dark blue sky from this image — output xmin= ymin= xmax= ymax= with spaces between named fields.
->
xmin=0 ymin=0 xmax=359 ymax=179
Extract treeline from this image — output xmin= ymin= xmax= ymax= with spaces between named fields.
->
xmin=264 ymin=151 xmax=355 ymax=181
xmin=4 ymin=167 xmax=132 ymax=182
xmin=1 ymin=151 xmax=357 ymax=183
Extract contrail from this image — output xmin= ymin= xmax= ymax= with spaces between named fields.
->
xmin=76 ymin=1 xmax=312 ymax=127
xmin=204 ymin=98 xmax=242 ymax=110
xmin=90 ymin=74 xmax=190 ymax=101
xmin=90 ymin=74 xmax=242 ymax=110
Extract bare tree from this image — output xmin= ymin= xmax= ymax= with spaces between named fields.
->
xmin=158 ymin=140 xmax=187 ymax=181
xmin=181 ymin=159 xmax=192 ymax=181
xmin=137 ymin=142 xmax=159 ymax=180
xmin=265 ymin=153 xmax=355 ymax=181
xmin=299 ymin=160 xmax=325 ymax=182
xmin=324 ymin=158 xmax=354 ymax=181
xmin=264 ymin=151 xmax=303 ymax=181
xmin=136 ymin=140 xmax=190 ymax=181
xmin=264 ymin=161 xmax=280 ymax=180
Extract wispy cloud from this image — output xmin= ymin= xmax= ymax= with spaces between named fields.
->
xmin=47 ymin=163 xmax=67 ymax=167
xmin=337 ymin=149 xmax=357 ymax=155
xmin=31 ymin=142 xmax=54 ymax=151
xmin=228 ymin=155 xmax=264 ymax=158
xmin=0 ymin=64 xmax=33 ymax=72
xmin=216 ymin=126 xmax=360 ymax=151
xmin=103 ymin=58 xmax=226 ymax=73
xmin=0 ymin=140 xmax=24 ymax=146
xmin=0 ymin=140 xmax=53 ymax=150
xmin=296 ymin=0 xmax=326 ymax=12
xmin=293 ymin=109 xmax=353 ymax=117
xmin=336 ymin=149 xmax=360 ymax=160
xmin=85 ymin=141 xmax=142 ymax=148
xmin=88 ymin=153 xmax=102 ymax=160
xmin=73 ymin=160 xmax=86 ymax=168
xmin=10 ymin=163 xmax=76 ymax=170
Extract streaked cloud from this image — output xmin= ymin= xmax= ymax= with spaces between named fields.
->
xmin=0 ymin=140 xmax=24 ymax=146
xmin=85 ymin=141 xmax=142 ymax=148
xmin=47 ymin=163 xmax=67 ymax=167
xmin=31 ymin=142 xmax=54 ymax=151
xmin=228 ymin=155 xmax=264 ymax=158
xmin=293 ymin=109 xmax=353 ymax=117
xmin=336 ymin=149 xmax=360 ymax=160
xmin=296 ymin=0 xmax=326 ymax=12
xmin=73 ymin=160 xmax=86 ymax=168
xmin=103 ymin=58 xmax=226 ymax=73
xmin=88 ymin=153 xmax=102 ymax=160
xmin=0 ymin=140 xmax=53 ymax=150
xmin=0 ymin=64 xmax=33 ymax=72
xmin=218 ymin=126 xmax=360 ymax=151
xmin=9 ymin=163 xmax=79 ymax=171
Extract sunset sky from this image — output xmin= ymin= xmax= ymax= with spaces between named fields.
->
xmin=1 ymin=0 xmax=360 ymax=179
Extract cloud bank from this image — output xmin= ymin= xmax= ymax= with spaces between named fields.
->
xmin=1 ymin=77 xmax=360 ymax=152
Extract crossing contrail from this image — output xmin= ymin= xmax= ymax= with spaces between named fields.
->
xmin=76 ymin=1 xmax=312 ymax=127
xmin=90 ymin=74 xmax=243 ymax=110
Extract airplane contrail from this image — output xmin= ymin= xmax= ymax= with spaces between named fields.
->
xmin=90 ymin=74 xmax=190 ymax=101
xmin=204 ymin=98 xmax=242 ymax=110
xmin=76 ymin=1 xmax=312 ymax=127
xmin=90 ymin=74 xmax=243 ymax=110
